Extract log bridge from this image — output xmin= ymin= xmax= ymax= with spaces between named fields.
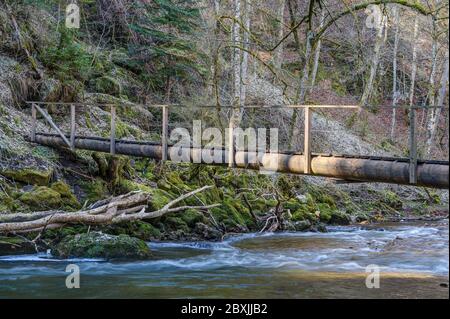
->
xmin=27 ymin=102 xmax=449 ymax=189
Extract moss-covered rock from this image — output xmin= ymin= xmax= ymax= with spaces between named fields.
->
xmin=328 ymin=211 xmax=351 ymax=225
xmin=181 ymin=209 xmax=207 ymax=227
xmin=53 ymin=232 xmax=151 ymax=259
xmin=106 ymin=221 xmax=162 ymax=241
xmin=118 ymin=179 xmax=153 ymax=193
xmin=80 ymin=178 xmax=109 ymax=203
xmin=51 ymin=181 xmax=80 ymax=209
xmin=0 ymin=169 xmax=52 ymax=186
xmin=19 ymin=186 xmax=62 ymax=210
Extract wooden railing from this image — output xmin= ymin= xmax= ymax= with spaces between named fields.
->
xmin=27 ymin=102 xmax=447 ymax=184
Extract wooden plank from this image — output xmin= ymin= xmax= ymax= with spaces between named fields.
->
xmin=161 ymin=106 xmax=168 ymax=161
xmin=304 ymin=107 xmax=312 ymax=174
xmin=110 ymin=105 xmax=116 ymax=155
xmin=70 ymin=104 xmax=76 ymax=150
xmin=31 ymin=103 xmax=36 ymax=142
xmin=34 ymin=104 xmax=71 ymax=148
xmin=409 ymin=108 xmax=417 ymax=184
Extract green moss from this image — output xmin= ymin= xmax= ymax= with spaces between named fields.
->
xmin=0 ymin=195 xmax=24 ymax=212
xmin=94 ymin=75 xmax=122 ymax=96
xmin=119 ymin=179 xmax=153 ymax=193
xmin=380 ymin=190 xmax=403 ymax=210
xmin=80 ymin=179 xmax=110 ymax=203
xmin=149 ymin=188 xmax=173 ymax=210
xmin=19 ymin=186 xmax=62 ymax=210
xmin=51 ymin=181 xmax=80 ymax=209
xmin=181 ymin=209 xmax=207 ymax=227
xmin=0 ymin=169 xmax=52 ymax=186
xmin=164 ymin=216 xmax=190 ymax=233
xmin=53 ymin=232 xmax=151 ymax=259
xmin=107 ymin=221 xmax=162 ymax=241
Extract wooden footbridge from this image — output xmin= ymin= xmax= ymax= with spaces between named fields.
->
xmin=27 ymin=102 xmax=449 ymax=189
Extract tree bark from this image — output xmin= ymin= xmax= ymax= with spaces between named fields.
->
xmin=0 ymin=187 xmax=219 ymax=234
xmin=309 ymin=9 xmax=325 ymax=95
xmin=390 ymin=6 xmax=400 ymax=140
xmin=231 ymin=0 xmax=243 ymax=127
xmin=274 ymin=0 xmax=286 ymax=70
xmin=408 ymin=15 xmax=419 ymax=108
xmin=426 ymin=49 xmax=449 ymax=156
xmin=361 ymin=7 xmax=386 ymax=106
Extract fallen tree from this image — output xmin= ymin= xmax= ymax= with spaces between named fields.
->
xmin=0 ymin=185 xmax=220 ymax=234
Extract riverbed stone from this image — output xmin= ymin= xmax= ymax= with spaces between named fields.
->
xmin=52 ymin=231 xmax=151 ymax=259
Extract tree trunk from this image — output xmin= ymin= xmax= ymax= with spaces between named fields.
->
xmin=231 ymin=0 xmax=243 ymax=127
xmin=361 ymin=7 xmax=386 ymax=106
xmin=309 ymin=9 xmax=325 ymax=94
xmin=390 ymin=6 xmax=400 ymax=140
xmin=289 ymin=30 xmax=313 ymax=150
xmin=426 ymin=49 xmax=449 ymax=156
xmin=274 ymin=0 xmax=286 ymax=70
xmin=408 ymin=15 xmax=419 ymax=108
xmin=240 ymin=0 xmax=251 ymax=107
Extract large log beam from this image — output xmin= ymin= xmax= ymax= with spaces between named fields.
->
xmin=34 ymin=134 xmax=449 ymax=189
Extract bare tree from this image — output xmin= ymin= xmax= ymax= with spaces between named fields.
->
xmin=309 ymin=8 xmax=325 ymax=94
xmin=408 ymin=15 xmax=419 ymax=107
xmin=361 ymin=6 xmax=387 ymax=106
xmin=426 ymin=49 xmax=449 ymax=155
xmin=390 ymin=5 xmax=400 ymax=140
xmin=274 ymin=0 xmax=286 ymax=70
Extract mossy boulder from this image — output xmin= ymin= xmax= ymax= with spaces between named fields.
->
xmin=181 ymin=209 xmax=208 ymax=227
xmin=51 ymin=181 xmax=80 ymax=209
xmin=53 ymin=232 xmax=151 ymax=260
xmin=0 ymin=169 xmax=52 ymax=186
xmin=80 ymin=178 xmax=109 ymax=203
xmin=106 ymin=221 xmax=162 ymax=241
xmin=19 ymin=186 xmax=62 ymax=210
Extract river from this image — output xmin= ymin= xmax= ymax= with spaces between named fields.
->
xmin=0 ymin=220 xmax=448 ymax=298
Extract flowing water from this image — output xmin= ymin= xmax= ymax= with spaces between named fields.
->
xmin=0 ymin=221 xmax=448 ymax=298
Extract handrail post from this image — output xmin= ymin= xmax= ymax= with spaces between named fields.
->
xmin=31 ymin=103 xmax=36 ymax=142
xmin=110 ymin=105 xmax=116 ymax=155
xmin=304 ymin=106 xmax=312 ymax=174
xmin=70 ymin=104 xmax=76 ymax=150
xmin=409 ymin=107 xmax=417 ymax=184
xmin=161 ymin=106 xmax=168 ymax=161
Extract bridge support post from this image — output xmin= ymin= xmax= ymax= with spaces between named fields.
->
xmin=31 ymin=103 xmax=36 ymax=142
xmin=162 ymin=106 xmax=168 ymax=161
xmin=304 ymin=106 xmax=312 ymax=174
xmin=110 ymin=105 xmax=116 ymax=155
xmin=70 ymin=104 xmax=76 ymax=150
xmin=409 ymin=107 xmax=417 ymax=184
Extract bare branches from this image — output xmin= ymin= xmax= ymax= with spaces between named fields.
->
xmin=0 ymin=186 xmax=220 ymax=234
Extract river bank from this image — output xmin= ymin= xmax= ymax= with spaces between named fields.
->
xmin=1 ymin=158 xmax=448 ymax=259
